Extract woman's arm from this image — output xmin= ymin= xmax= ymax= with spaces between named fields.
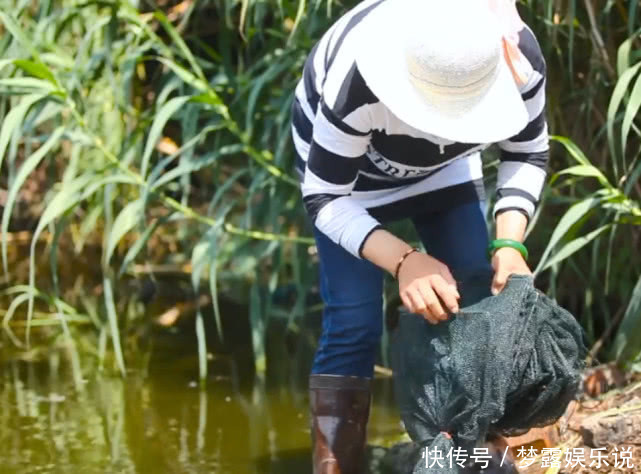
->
xmin=492 ymin=26 xmax=549 ymax=293
xmin=495 ymin=26 xmax=548 ymax=217
xmin=304 ymin=64 xmax=460 ymax=322
xmin=305 ymin=114 xmax=461 ymax=322
xmin=361 ymin=229 xmax=460 ymax=324
xmin=491 ymin=209 xmax=531 ymax=294
xmin=301 ymin=101 xmax=379 ymax=258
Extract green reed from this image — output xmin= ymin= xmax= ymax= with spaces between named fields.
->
xmin=0 ymin=0 xmax=640 ymax=378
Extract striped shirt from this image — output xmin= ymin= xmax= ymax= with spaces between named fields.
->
xmin=291 ymin=0 xmax=549 ymax=258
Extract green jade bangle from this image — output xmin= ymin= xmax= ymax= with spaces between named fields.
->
xmin=487 ymin=239 xmax=529 ymax=261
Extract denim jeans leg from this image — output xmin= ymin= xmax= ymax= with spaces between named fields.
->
xmin=311 ymin=226 xmax=384 ymax=378
xmin=411 ymin=200 xmax=493 ymax=280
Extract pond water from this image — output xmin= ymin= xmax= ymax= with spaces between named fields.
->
xmin=0 ymin=318 xmax=405 ymax=474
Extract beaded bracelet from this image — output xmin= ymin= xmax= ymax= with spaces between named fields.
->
xmin=395 ymin=247 xmax=420 ymax=280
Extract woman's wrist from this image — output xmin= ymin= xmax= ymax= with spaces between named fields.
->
xmin=487 ymin=238 xmax=529 ymax=261
xmin=495 ymin=209 xmax=527 ymax=242
xmin=394 ymin=247 xmax=420 ymax=280
xmin=360 ymin=228 xmax=415 ymax=275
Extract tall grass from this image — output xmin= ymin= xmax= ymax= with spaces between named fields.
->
xmin=0 ymin=0 xmax=640 ymax=377
xmin=521 ymin=0 xmax=641 ymax=368
xmin=0 ymin=0 xmax=319 ymax=378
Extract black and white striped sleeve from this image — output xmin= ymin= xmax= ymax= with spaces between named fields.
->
xmin=301 ymin=64 xmax=381 ymax=258
xmin=494 ymin=27 xmax=549 ymax=221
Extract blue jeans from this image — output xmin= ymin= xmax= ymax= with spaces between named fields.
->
xmin=311 ymin=200 xmax=492 ymax=378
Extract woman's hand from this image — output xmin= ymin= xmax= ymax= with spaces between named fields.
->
xmin=398 ymin=252 xmax=460 ymax=324
xmin=359 ymin=228 xmax=459 ymax=323
xmin=491 ymin=247 xmax=532 ymax=295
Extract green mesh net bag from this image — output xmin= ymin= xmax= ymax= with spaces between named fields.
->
xmin=389 ymin=271 xmax=588 ymax=473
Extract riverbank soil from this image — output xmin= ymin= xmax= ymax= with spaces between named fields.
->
xmin=509 ymin=370 xmax=641 ymax=473
xmin=378 ymin=369 xmax=641 ymax=473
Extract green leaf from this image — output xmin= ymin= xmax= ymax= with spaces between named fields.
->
xmin=140 ymin=95 xmax=191 ymax=178
xmin=606 ymin=62 xmax=641 ymax=174
xmin=549 ymin=137 xmax=582 ymax=164
xmin=550 ymin=137 xmax=609 ymax=183
xmin=195 ymin=309 xmax=207 ymax=384
xmin=156 ymin=58 xmax=228 ymax=118
xmin=146 ymin=123 xmax=225 ymax=189
xmin=210 ymin=168 xmax=249 ymax=209
xmin=0 ymin=77 xmax=57 ymax=91
xmin=32 ymin=174 xmax=98 ymax=244
xmin=78 ymin=175 xmax=139 ymax=201
xmin=250 ymin=281 xmax=266 ymax=373
xmin=40 ymin=52 xmax=74 ymax=70
xmin=0 ymin=12 xmax=40 ymax=61
xmin=1 ymin=127 xmax=64 ymax=275
xmin=287 ymin=0 xmax=307 ymax=45
xmin=190 ymin=92 xmax=225 ymax=109
xmin=611 ymin=273 xmax=641 ymax=362
xmin=538 ymin=224 xmax=612 ymax=272
xmin=239 ymin=0 xmax=249 ymax=37
xmin=534 ymin=194 xmax=606 ymax=275
xmin=204 ymin=217 xmax=229 ymax=343
xmin=0 ymin=94 xmax=46 ymax=172
xmin=616 ymin=32 xmax=635 ymax=76
xmin=567 ymin=0 xmax=575 ymax=81
xmin=621 ymin=70 xmax=641 ymax=159
xmin=156 ymin=57 xmax=209 ymax=92
xmin=151 ymin=144 xmax=244 ymax=189
xmin=13 ymin=59 xmax=58 ymax=86
xmin=24 ymin=173 xmax=94 ymax=344
xmin=104 ymin=199 xmax=143 ymax=268
xmin=103 ymin=276 xmax=126 ymax=376
xmin=2 ymin=292 xmax=30 ymax=329
xmin=245 ymin=58 xmax=292 ymax=134
xmin=552 ymin=165 xmax=609 ymax=186
xmin=628 ymin=5 xmax=639 ymax=37
xmin=624 ymin=158 xmax=641 ymax=195
xmin=191 ymin=234 xmax=211 ymax=293
xmin=49 ymin=215 xmax=69 ymax=296
xmin=208 ymin=244 xmax=224 ymax=343
xmin=154 ymin=11 xmax=205 ymax=81
xmin=98 ymin=327 xmax=108 ymax=371
xmin=0 ymin=58 xmax=16 ymax=73
xmin=191 ymin=229 xmax=218 ymax=383
xmin=118 ymin=216 xmax=166 ymax=278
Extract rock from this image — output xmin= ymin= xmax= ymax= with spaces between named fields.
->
xmin=580 ymin=401 xmax=641 ymax=447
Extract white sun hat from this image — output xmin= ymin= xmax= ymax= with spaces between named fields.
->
xmin=354 ymin=0 xmax=529 ymax=144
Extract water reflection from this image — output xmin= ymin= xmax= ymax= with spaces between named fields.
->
xmin=0 ymin=328 xmax=404 ymax=474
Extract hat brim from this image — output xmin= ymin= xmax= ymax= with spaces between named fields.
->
xmin=354 ymin=0 xmax=529 ymax=144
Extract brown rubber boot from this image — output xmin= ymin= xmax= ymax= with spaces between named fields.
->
xmin=309 ymin=374 xmax=372 ymax=474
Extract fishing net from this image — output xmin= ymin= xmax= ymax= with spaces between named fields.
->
xmin=388 ymin=271 xmax=588 ymax=473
